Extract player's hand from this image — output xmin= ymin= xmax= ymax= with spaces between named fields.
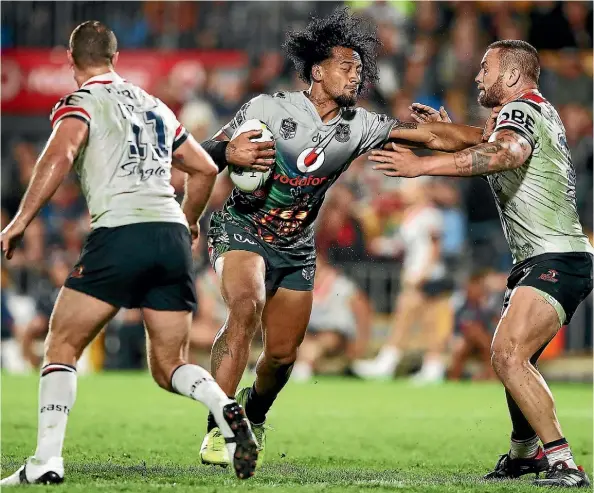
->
xmin=225 ymin=130 xmax=275 ymax=172
xmin=0 ymin=220 xmax=26 ymax=260
xmin=189 ymin=223 xmax=201 ymax=258
xmin=370 ymin=143 xmax=422 ymax=178
xmin=483 ymin=106 xmax=502 ymax=141
xmin=409 ymin=103 xmax=451 ymax=124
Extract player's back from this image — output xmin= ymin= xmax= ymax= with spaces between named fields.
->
xmin=50 ymin=72 xmax=188 ymax=229
xmin=488 ymin=90 xmax=593 ymax=262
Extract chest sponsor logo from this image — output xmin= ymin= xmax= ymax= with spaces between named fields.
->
xmin=335 ymin=123 xmax=351 ymax=143
xmin=296 ymin=147 xmax=325 ymax=173
xmin=280 ymin=118 xmax=298 ymax=140
xmin=272 ymin=173 xmax=328 ymax=187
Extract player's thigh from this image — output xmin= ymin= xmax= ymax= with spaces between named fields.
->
xmin=491 ymin=286 xmax=560 ymax=363
xmin=46 ymin=287 xmax=119 ymax=362
xmin=218 ymin=250 xmax=267 ymax=311
xmin=262 ymin=287 xmax=313 ymax=359
xmin=142 ymin=308 xmax=192 ymax=362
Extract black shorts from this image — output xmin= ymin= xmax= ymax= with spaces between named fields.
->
xmin=207 ymin=212 xmax=315 ymax=293
xmin=65 ymin=222 xmax=197 ymax=312
xmin=503 ymin=252 xmax=593 ymax=324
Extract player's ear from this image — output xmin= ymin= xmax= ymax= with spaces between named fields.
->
xmin=506 ymin=67 xmax=521 ymax=88
xmin=66 ymin=50 xmax=75 ymax=68
xmin=111 ymin=51 xmax=119 ymax=67
xmin=311 ymin=64 xmax=323 ymax=83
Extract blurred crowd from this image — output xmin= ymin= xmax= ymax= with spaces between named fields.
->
xmin=1 ymin=1 xmax=592 ymax=379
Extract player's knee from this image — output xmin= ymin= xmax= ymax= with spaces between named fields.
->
xmin=264 ymin=346 xmax=298 ymax=368
xmin=490 ymin=344 xmax=526 ymax=380
xmin=227 ymin=292 xmax=265 ymax=328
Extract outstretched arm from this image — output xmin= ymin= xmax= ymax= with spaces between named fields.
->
xmin=371 ymin=129 xmax=532 ymax=178
xmin=388 ymin=121 xmax=484 ymax=152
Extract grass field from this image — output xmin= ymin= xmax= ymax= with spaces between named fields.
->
xmin=1 ymin=372 xmax=592 ymax=492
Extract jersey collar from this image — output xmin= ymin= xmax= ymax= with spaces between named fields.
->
xmin=298 ymin=91 xmax=344 ymax=127
xmin=81 ymin=72 xmax=125 ymax=88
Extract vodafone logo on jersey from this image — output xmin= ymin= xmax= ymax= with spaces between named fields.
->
xmin=297 ymin=147 xmax=325 ymax=173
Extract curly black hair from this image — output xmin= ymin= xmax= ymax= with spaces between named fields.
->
xmin=283 ymin=7 xmax=380 ymax=91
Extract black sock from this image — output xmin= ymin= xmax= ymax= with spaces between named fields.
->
xmin=245 ymin=384 xmax=273 ymax=425
xmin=543 ymin=437 xmax=568 ymax=450
xmin=506 ymin=343 xmax=549 ymax=441
xmin=206 ymin=394 xmax=235 ymax=432
xmin=207 ymin=412 xmax=217 ymax=432
xmin=506 ymin=390 xmax=538 ymax=441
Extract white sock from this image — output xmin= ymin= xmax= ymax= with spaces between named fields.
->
xmin=509 ymin=435 xmax=540 ymax=459
xmin=419 ymin=358 xmax=445 ymax=379
xmin=170 ymin=364 xmax=235 ymax=439
xmin=544 ymin=440 xmax=577 ymax=469
xmin=376 ymin=346 xmax=401 ymax=369
xmin=292 ymin=362 xmax=313 ymax=382
xmin=33 ymin=364 xmax=77 ymax=463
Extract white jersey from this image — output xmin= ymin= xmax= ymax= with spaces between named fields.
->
xmin=50 ymin=72 xmax=189 ymax=230
xmin=400 ymin=205 xmax=446 ymax=284
xmin=488 ymin=90 xmax=593 ymax=263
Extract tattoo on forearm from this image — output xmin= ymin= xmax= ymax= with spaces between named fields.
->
xmin=211 ymin=327 xmax=233 ymax=376
xmin=394 ymin=121 xmax=418 ymax=130
xmin=452 ymin=134 xmax=530 ymax=176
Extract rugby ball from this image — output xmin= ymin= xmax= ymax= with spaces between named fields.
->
xmin=229 ymin=119 xmax=275 ymax=193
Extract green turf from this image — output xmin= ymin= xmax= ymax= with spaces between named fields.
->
xmin=1 ymin=373 xmax=592 ymax=492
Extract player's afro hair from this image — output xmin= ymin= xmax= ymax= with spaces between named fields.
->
xmin=283 ymin=7 xmax=380 ymax=92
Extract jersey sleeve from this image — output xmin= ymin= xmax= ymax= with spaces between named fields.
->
xmin=490 ymin=100 xmax=540 ymax=150
xmin=358 ymin=109 xmax=397 ymax=155
xmin=157 ymin=99 xmax=189 ymax=152
xmin=49 ymin=90 xmax=95 ymax=128
xmin=221 ymin=95 xmax=268 ymax=139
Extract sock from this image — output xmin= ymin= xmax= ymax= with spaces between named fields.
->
xmin=377 ymin=346 xmax=401 ymax=367
xmin=206 ymin=393 xmax=235 ymax=432
xmin=207 ymin=412 xmax=218 ymax=432
xmin=245 ymin=383 xmax=275 ymax=425
xmin=33 ymin=364 xmax=77 ymax=463
xmin=543 ymin=438 xmax=577 ymax=469
xmin=170 ymin=364 xmax=235 ymax=439
xmin=506 ymin=390 xmax=538 ymax=441
xmin=291 ymin=362 xmax=313 ymax=382
xmin=509 ymin=434 xmax=540 ymax=459
xmin=419 ymin=358 xmax=445 ymax=379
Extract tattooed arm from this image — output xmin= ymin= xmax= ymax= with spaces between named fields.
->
xmin=371 ymin=130 xmax=532 ymax=178
xmin=388 ymin=121 xmax=484 ymax=152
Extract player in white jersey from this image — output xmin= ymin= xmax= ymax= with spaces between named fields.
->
xmin=0 ymin=21 xmax=259 ymax=485
xmin=370 ymin=40 xmax=593 ymax=488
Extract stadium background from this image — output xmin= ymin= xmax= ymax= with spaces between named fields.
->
xmin=1 ymin=1 xmax=592 ymax=380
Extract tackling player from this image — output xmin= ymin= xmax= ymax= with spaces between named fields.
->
xmin=196 ymin=7 xmax=491 ymax=466
xmin=0 ymin=21 xmax=259 ymax=485
xmin=371 ymin=40 xmax=593 ymax=488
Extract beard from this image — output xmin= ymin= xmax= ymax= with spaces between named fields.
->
xmin=478 ymin=75 xmax=505 ymax=108
xmin=335 ymin=92 xmax=357 ymax=108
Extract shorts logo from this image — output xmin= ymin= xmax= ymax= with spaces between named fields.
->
xmin=302 ymin=266 xmax=315 ymax=281
xmin=233 ymin=233 xmax=257 ymax=245
xmin=539 ymin=269 xmax=559 ymax=283
xmin=296 ymin=147 xmax=325 ymax=173
xmin=280 ymin=118 xmax=297 ymax=140
xmin=70 ymin=265 xmax=84 ymax=279
xmin=335 ymin=123 xmax=351 ymax=143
